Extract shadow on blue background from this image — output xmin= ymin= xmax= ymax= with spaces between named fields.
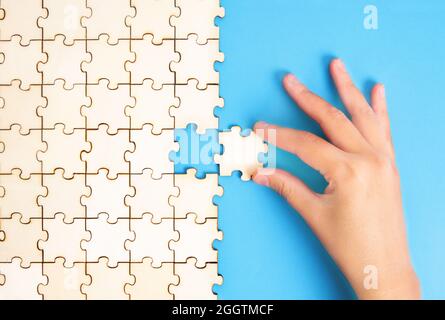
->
xmin=180 ymin=0 xmax=445 ymax=299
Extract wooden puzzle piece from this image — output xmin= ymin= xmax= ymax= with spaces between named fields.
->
xmin=39 ymin=81 xmax=91 ymax=133
xmin=82 ymin=258 xmax=134 ymax=300
xmin=126 ymin=81 xmax=178 ymax=134
xmin=127 ymin=0 xmax=179 ymax=44
xmin=0 ymin=214 xmax=47 ymax=267
xmin=38 ymin=36 xmax=90 ymax=88
xmin=39 ymin=170 xmax=89 ymax=222
xmin=171 ymin=0 xmax=224 ymax=44
xmin=125 ymin=259 xmax=178 ymax=300
xmin=82 ymin=170 xmax=134 ymax=222
xmin=82 ymin=36 xmax=134 ymax=88
xmin=0 ymin=37 xmax=46 ymax=89
xmin=82 ymin=0 xmax=135 ymax=44
xmin=38 ymin=125 xmax=91 ymax=178
xmin=39 ymin=0 xmax=89 ymax=44
xmin=125 ymin=214 xmax=178 ymax=267
xmin=0 ymin=170 xmax=45 ymax=222
xmin=126 ymin=35 xmax=178 ymax=89
xmin=82 ymin=81 xmax=133 ymax=133
xmin=0 ymin=0 xmax=46 ymax=45
xmin=0 ymin=259 xmax=47 ymax=300
xmin=39 ymin=214 xmax=89 ymax=266
xmin=170 ymin=258 xmax=222 ymax=300
xmin=126 ymin=170 xmax=179 ymax=222
xmin=0 ymin=82 xmax=45 ymax=134
xmin=171 ymin=36 xmax=224 ymax=89
xmin=0 ymin=126 xmax=45 ymax=178
xmin=170 ymin=216 xmax=222 ymax=267
xmin=81 ymin=214 xmax=134 ymax=267
xmin=215 ymin=126 xmax=268 ymax=181
xmin=82 ymin=125 xmax=134 ymax=178
xmin=171 ymin=81 xmax=224 ymax=134
xmin=170 ymin=169 xmax=223 ymax=223
xmin=39 ymin=258 xmax=88 ymax=300
xmin=126 ymin=125 xmax=178 ymax=178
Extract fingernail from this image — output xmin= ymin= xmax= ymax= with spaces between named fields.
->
xmin=284 ymin=73 xmax=300 ymax=87
xmin=253 ymin=172 xmax=270 ymax=187
xmin=334 ymin=59 xmax=346 ymax=72
xmin=255 ymin=121 xmax=269 ymax=130
xmin=379 ymin=84 xmax=386 ymax=98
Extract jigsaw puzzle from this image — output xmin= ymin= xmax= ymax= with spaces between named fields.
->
xmin=0 ymin=0 xmax=266 ymax=300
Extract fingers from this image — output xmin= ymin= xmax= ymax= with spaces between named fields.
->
xmin=330 ymin=59 xmax=389 ymax=153
xmin=255 ymin=122 xmax=345 ymax=177
xmin=330 ymin=59 xmax=373 ymax=119
xmin=371 ymin=84 xmax=395 ymax=159
xmin=283 ymin=73 xmax=367 ymax=153
xmin=371 ymin=84 xmax=390 ymax=138
xmin=253 ymin=168 xmax=322 ymax=228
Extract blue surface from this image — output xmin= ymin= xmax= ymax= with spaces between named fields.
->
xmin=180 ymin=0 xmax=445 ymax=299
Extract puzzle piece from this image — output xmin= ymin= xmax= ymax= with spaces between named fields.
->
xmin=172 ymin=36 xmax=224 ymax=88
xmin=82 ymin=170 xmax=134 ymax=222
xmin=170 ymin=169 xmax=223 ymax=223
xmin=81 ymin=214 xmax=134 ymax=267
xmin=39 ymin=0 xmax=89 ymax=44
xmin=0 ymin=259 xmax=47 ymax=300
xmin=0 ymin=37 xmax=45 ymax=89
xmin=82 ymin=36 xmax=134 ymax=88
xmin=38 ymin=36 xmax=89 ymax=87
xmin=127 ymin=36 xmax=178 ymax=89
xmin=82 ymin=125 xmax=134 ymax=178
xmin=0 ymin=0 xmax=46 ymax=44
xmin=126 ymin=170 xmax=178 ymax=222
xmin=39 ymin=170 xmax=89 ymax=222
xmin=171 ymin=0 xmax=224 ymax=44
xmin=126 ymin=125 xmax=178 ymax=178
xmin=126 ymin=81 xmax=178 ymax=134
xmin=215 ymin=126 xmax=268 ymax=181
xmin=0 ymin=214 xmax=47 ymax=266
xmin=0 ymin=126 xmax=45 ymax=178
xmin=125 ymin=214 xmax=178 ymax=267
xmin=126 ymin=259 xmax=178 ymax=300
xmin=0 ymin=170 xmax=45 ymax=222
xmin=171 ymin=216 xmax=222 ymax=267
xmin=39 ymin=81 xmax=91 ymax=133
xmin=82 ymin=0 xmax=135 ymax=44
xmin=39 ymin=258 xmax=88 ymax=300
xmin=39 ymin=214 xmax=89 ymax=266
xmin=170 ymin=258 xmax=222 ymax=300
xmin=172 ymin=81 xmax=224 ymax=134
xmin=127 ymin=0 xmax=179 ymax=44
xmin=83 ymin=258 xmax=134 ymax=300
xmin=0 ymin=82 xmax=45 ymax=133
xmin=82 ymin=81 xmax=133 ymax=133
xmin=38 ymin=126 xmax=91 ymax=178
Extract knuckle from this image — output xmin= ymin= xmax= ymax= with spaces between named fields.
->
xmin=275 ymin=180 xmax=294 ymax=202
xmin=369 ymin=153 xmax=399 ymax=175
xmin=299 ymin=131 xmax=319 ymax=145
xmin=325 ymin=106 xmax=346 ymax=122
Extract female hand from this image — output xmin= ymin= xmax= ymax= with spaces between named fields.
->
xmin=253 ymin=59 xmax=420 ymax=299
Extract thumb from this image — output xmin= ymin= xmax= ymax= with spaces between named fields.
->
xmin=253 ymin=168 xmax=322 ymax=228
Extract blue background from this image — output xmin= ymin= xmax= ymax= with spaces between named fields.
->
xmin=180 ymin=0 xmax=445 ymax=299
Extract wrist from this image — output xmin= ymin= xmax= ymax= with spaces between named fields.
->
xmin=356 ymin=267 xmax=420 ymax=300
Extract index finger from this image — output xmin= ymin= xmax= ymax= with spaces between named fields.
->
xmin=255 ymin=122 xmax=346 ymax=177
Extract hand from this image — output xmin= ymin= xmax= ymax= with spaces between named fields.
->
xmin=253 ymin=59 xmax=420 ymax=299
